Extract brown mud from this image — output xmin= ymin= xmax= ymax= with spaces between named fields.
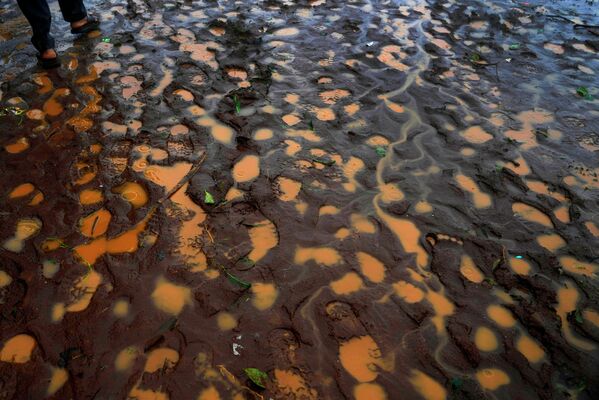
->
xmin=1 ymin=0 xmax=599 ymax=399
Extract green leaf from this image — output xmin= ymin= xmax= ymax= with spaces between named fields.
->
xmin=375 ymin=147 xmax=387 ymax=157
xmin=574 ymin=309 xmax=584 ymax=324
xmin=101 ymin=37 xmax=111 ymax=43
xmin=308 ymin=120 xmax=314 ymax=131
xmin=311 ymin=157 xmax=335 ymax=166
xmin=239 ymin=257 xmax=256 ymax=268
xmin=469 ymin=53 xmax=481 ymax=62
xmin=509 ymin=43 xmax=520 ymax=50
xmin=233 ymin=95 xmax=241 ymax=114
xmin=0 ymin=106 xmax=26 ymax=117
xmin=204 ymin=191 xmax=215 ymax=204
xmin=244 ymin=367 xmax=268 ymax=388
xmin=224 ymin=269 xmax=251 ymax=290
xmin=576 ymin=86 xmax=593 ymax=100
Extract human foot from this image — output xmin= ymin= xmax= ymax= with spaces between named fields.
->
xmin=40 ymin=49 xmax=57 ymax=59
xmin=37 ymin=49 xmax=60 ymax=69
xmin=70 ymin=17 xmax=100 ymax=34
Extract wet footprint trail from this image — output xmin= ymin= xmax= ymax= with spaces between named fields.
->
xmin=1 ymin=0 xmax=598 ymax=399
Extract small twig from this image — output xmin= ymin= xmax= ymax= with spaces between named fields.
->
xmin=157 ymin=151 xmax=207 ymax=206
xmin=574 ymin=24 xmax=599 ymax=36
xmin=545 ymin=14 xmax=576 ymax=24
xmin=545 ymin=14 xmax=599 ymax=35
xmin=206 ymin=228 xmax=214 ymax=244
xmin=574 ymin=24 xmax=599 ymax=29
xmin=493 ymin=110 xmax=516 ymax=121
xmin=90 ymin=215 xmax=99 ymax=236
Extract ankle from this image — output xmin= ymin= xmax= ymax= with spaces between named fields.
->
xmin=71 ymin=17 xmax=88 ymax=29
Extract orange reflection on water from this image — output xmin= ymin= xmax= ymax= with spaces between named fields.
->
xmin=339 ymin=336 xmax=392 ymax=382
xmin=0 ymin=334 xmax=36 ymax=364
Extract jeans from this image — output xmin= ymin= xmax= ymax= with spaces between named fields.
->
xmin=16 ymin=0 xmax=87 ymax=53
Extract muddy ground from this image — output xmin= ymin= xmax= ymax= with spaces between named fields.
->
xmin=1 ymin=0 xmax=599 ymax=399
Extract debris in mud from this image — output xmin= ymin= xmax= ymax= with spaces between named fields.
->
xmin=576 ymin=86 xmax=594 ymax=100
xmin=244 ymin=367 xmax=268 ymax=389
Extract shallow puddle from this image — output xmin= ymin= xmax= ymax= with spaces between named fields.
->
xmin=356 ymin=252 xmax=386 ymax=283
xmin=0 ymin=334 xmax=36 ymax=363
xmin=112 ymin=182 xmax=148 ymax=208
xmin=339 ymin=336 xmax=391 ymax=382
xmin=409 ymin=370 xmax=446 ymax=400
xmin=232 ymin=155 xmax=260 ymax=183
xmin=151 ymin=277 xmax=192 ymax=316
xmin=476 ymin=368 xmax=510 ymax=391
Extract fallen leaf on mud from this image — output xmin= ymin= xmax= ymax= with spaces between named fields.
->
xmin=204 ymin=191 xmax=215 ymax=204
xmin=233 ymin=95 xmax=241 ymax=114
xmin=0 ymin=106 xmax=26 ymax=116
xmin=221 ymin=267 xmax=251 ymax=290
xmin=244 ymin=367 xmax=268 ymax=388
xmin=569 ymin=309 xmax=584 ymax=324
xmin=311 ymin=157 xmax=335 ymax=166
xmin=576 ymin=86 xmax=593 ymax=100
xmin=469 ymin=53 xmax=489 ymax=66
xmin=376 ymin=147 xmax=387 ymax=157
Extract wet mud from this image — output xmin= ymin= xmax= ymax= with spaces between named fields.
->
xmin=1 ymin=0 xmax=599 ymax=399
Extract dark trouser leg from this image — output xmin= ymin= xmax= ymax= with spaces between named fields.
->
xmin=16 ymin=0 xmax=54 ymax=53
xmin=57 ymin=0 xmax=87 ymax=23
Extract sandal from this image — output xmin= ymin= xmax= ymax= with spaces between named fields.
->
xmin=37 ymin=54 xmax=61 ymax=69
xmin=70 ymin=17 xmax=100 ymax=34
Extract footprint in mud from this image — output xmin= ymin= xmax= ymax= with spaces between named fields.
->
xmin=4 ymin=136 xmax=30 ymax=154
xmin=324 ymin=301 xmax=392 ymax=399
xmin=427 ymin=232 xmax=464 ymax=246
xmin=7 ymin=182 xmax=44 ymax=206
xmin=426 ymin=233 xmax=491 ymax=284
xmin=127 ymin=347 xmax=181 ymax=399
xmin=268 ymin=328 xmax=319 ymax=399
